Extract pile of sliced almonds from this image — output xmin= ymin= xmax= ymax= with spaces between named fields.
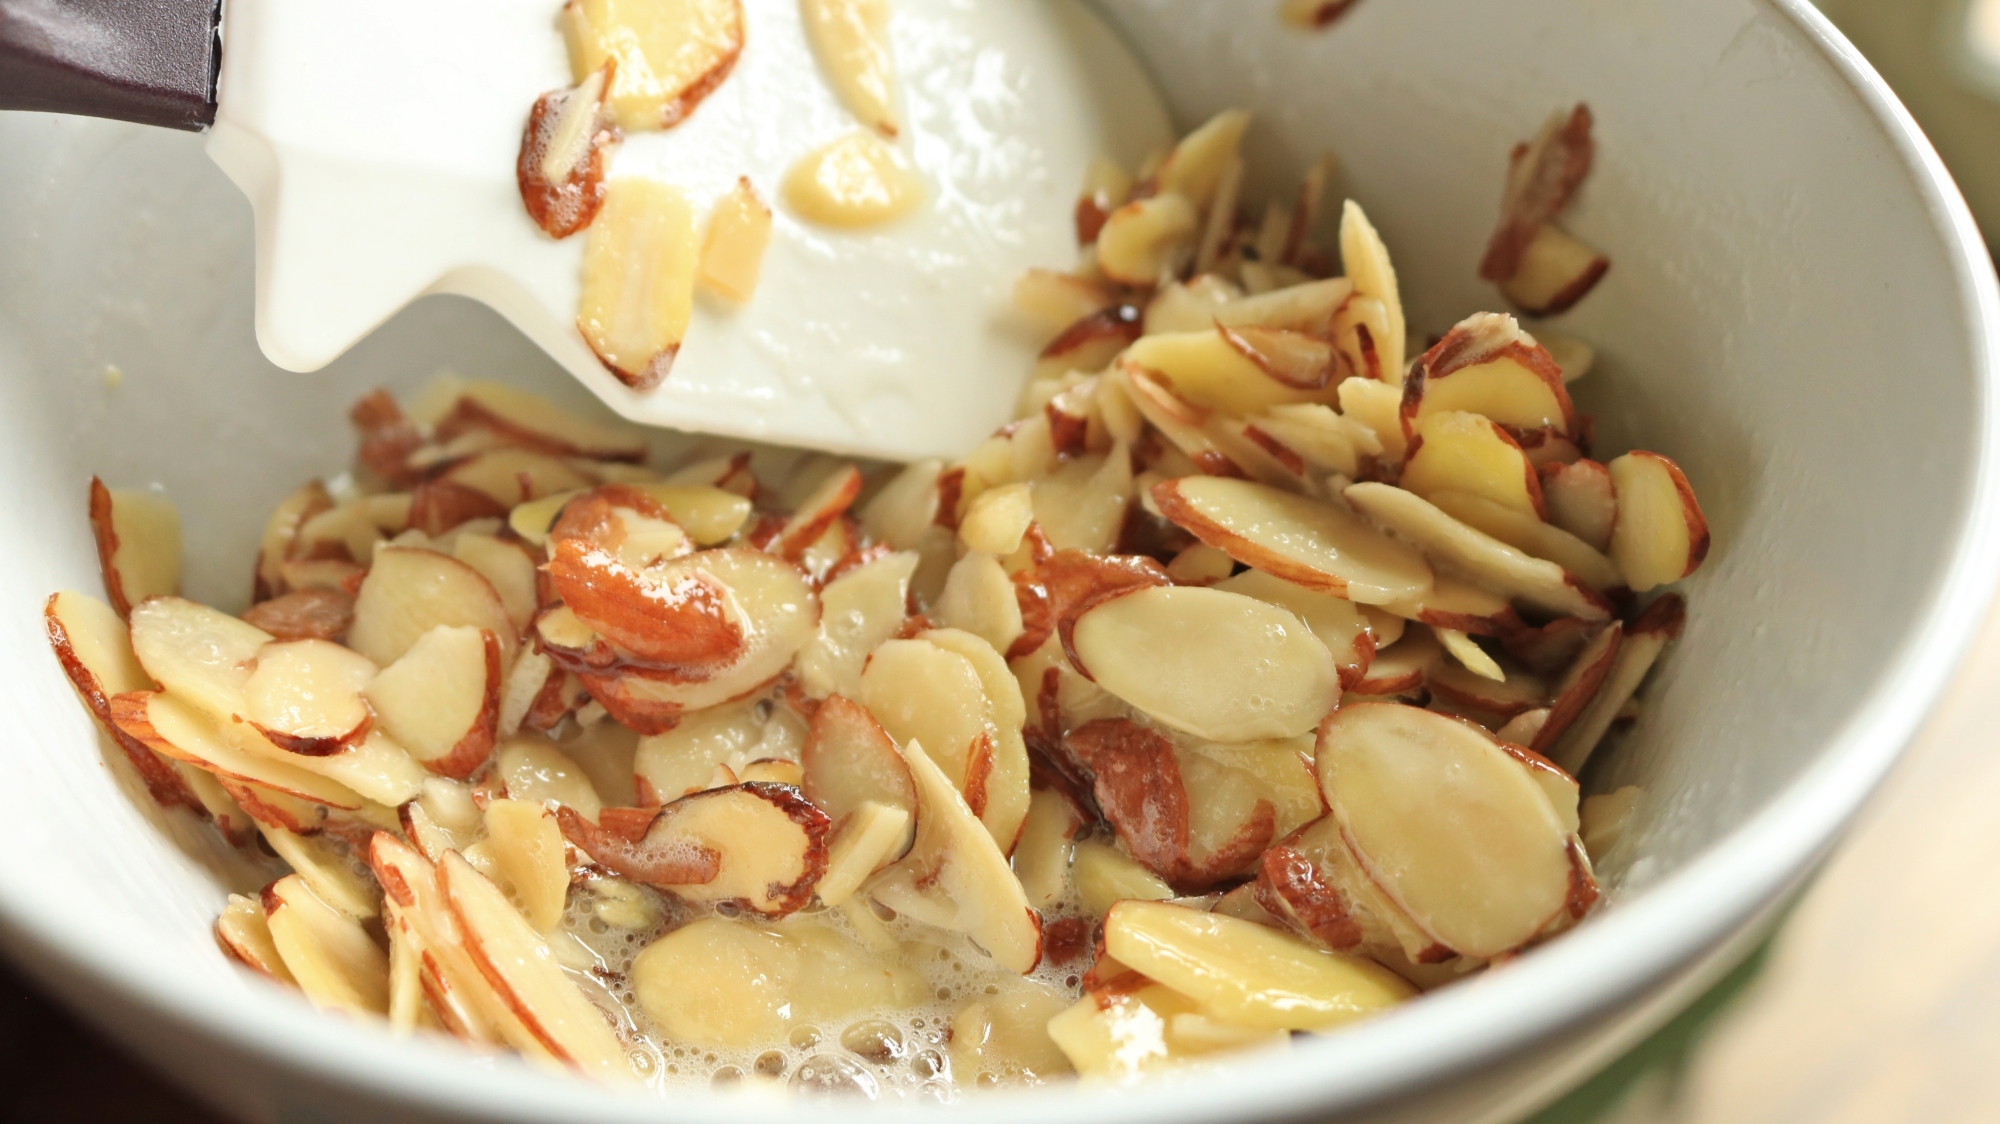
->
xmin=50 ymin=107 xmax=1702 ymax=1096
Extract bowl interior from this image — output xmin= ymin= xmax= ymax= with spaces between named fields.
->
xmin=0 ymin=0 xmax=1991 ymax=1120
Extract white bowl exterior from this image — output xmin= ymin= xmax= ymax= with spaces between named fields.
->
xmin=0 ymin=1 xmax=1995 ymax=1122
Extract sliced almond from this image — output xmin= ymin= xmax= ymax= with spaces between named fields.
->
xmin=1336 ymin=375 xmax=1407 ymax=461
xmin=1546 ymin=595 xmax=1684 ymax=774
xmin=254 ymin=480 xmax=334 ymax=601
xmin=1153 ymin=476 xmax=1432 ymax=605
xmin=1031 ymin=447 xmax=1133 ymax=554
xmin=110 ymin=691 xmax=365 ymax=809
xmin=771 ymin=463 xmax=863 ymax=560
xmin=430 ymin=378 xmax=649 ymax=462
xmin=1542 ymin=459 xmax=1617 ymax=552
xmin=1429 ymin=489 xmax=1621 ymax=592
xmin=1502 ymin=223 xmax=1609 ymax=316
xmin=860 ymin=460 xmax=942 ymax=550
xmin=1096 ymin=193 xmax=1198 ymax=287
xmin=1319 ymin=702 xmax=1579 ymax=958
xmin=1400 ymin=411 xmax=1547 ymax=519
xmin=815 ymin=800 xmax=913 ymax=906
xmin=936 ymin=550 xmax=1027 ymax=655
xmin=1253 ymin=815 xmax=1440 ymax=962
xmin=1104 ymin=900 xmax=1413 ymax=1030
xmin=1012 ymin=788 xmax=1083 ymax=910
xmin=1579 ymin=785 xmax=1645 ymax=857
xmin=1015 ymin=270 xmax=1118 ymax=337
xmin=1434 ymin=626 xmax=1504 ymax=682
xmin=1402 ymin=313 xmax=1574 ymax=437
xmin=857 ymin=635 xmax=992 ymax=793
xmin=497 ymin=734 xmax=606 ymax=819
xmin=241 ymin=639 xmax=377 ymax=755
xmin=545 ymin=538 xmax=744 ymax=676
xmin=441 ymin=449 xmax=595 ymax=509
xmin=263 ymin=874 xmax=390 ymax=1016
xmin=1608 ymin=452 xmax=1710 ymax=592
xmin=517 ymin=65 xmax=618 ymax=239
xmin=88 ymin=477 xmax=181 ymax=618
xmin=451 ymin=534 xmax=539 ymax=633
xmin=1428 ymin=651 xmax=1547 ymax=719
xmin=796 ymin=549 xmax=916 ymax=699
xmin=630 ymin=698 xmax=765 ymax=801
xmin=348 ymin=547 xmax=517 ymax=668
xmin=1343 ymin=482 xmax=1611 ymax=621
xmin=1338 ymin=201 xmax=1406 ymax=386
xmin=577 ymin=177 xmax=699 ymax=389
xmin=698 ymin=176 xmax=773 ymax=300
xmin=484 ymin=799 xmax=570 ymax=932
xmin=563 ymin=0 xmax=744 ymax=130
xmin=216 ymin=893 xmax=295 ymax=984
xmin=1381 ymin=572 xmax=1523 ymax=638
xmin=1349 ymin=626 xmax=1441 ymax=696
xmin=1124 ymin=330 xmax=1336 ymax=416
xmin=800 ymin=0 xmax=898 ymax=136
xmin=242 ymin=588 xmax=356 ymax=644
xmin=949 ymin=975 xmax=1076 ymax=1084
xmin=801 ymin=694 xmax=916 ymax=844
xmin=45 ymin=590 xmax=204 ymax=814
xmin=1529 ymin=621 xmax=1622 ymax=754
xmin=1212 ymin=569 xmax=1373 ymax=689
xmin=558 ymin=782 xmax=829 ymax=915
xmin=783 ymin=129 xmax=924 ymax=227
xmin=1480 ymin=104 xmax=1594 ymax=285
xmin=1072 ymin=837 xmax=1175 ymax=915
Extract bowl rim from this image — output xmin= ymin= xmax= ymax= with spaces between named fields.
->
xmin=4 ymin=0 xmax=1999 ymax=1120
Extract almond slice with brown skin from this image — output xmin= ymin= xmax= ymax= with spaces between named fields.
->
xmin=242 ymin=588 xmax=356 ymax=643
xmin=1348 ymin=626 xmax=1442 ymax=696
xmin=1124 ymin=329 xmax=1338 ymax=416
xmin=1339 ymin=201 xmax=1406 ymax=387
xmin=1429 ymin=489 xmax=1622 ymax=592
xmin=436 ymin=849 xmax=630 ymax=1078
xmin=1400 ymin=411 xmax=1548 ymax=520
xmin=1103 ymin=900 xmax=1413 ymax=1031
xmin=348 ymin=547 xmax=518 ymax=668
xmin=517 ymin=63 xmax=619 ymax=239
xmin=563 ymin=0 xmax=743 ymax=130
xmin=1497 ymin=742 xmax=1581 ymax=835
xmin=801 ymin=695 xmax=916 ymax=848
xmin=1546 ymin=595 xmax=1684 ymax=774
xmin=45 ymin=591 xmax=203 ymax=814
xmin=254 ymin=480 xmax=333 ymax=602
xmin=1097 ymin=193 xmax=1199 ymax=287
xmin=216 ymin=893 xmax=295 ymax=984
xmin=1502 ymin=224 xmax=1609 ymax=316
xmin=1435 ymin=626 xmax=1505 ymax=682
xmin=1008 ymin=546 xmax=1169 ymax=661
xmin=440 ymin=449 xmax=596 ymax=509
xmin=1401 ymin=313 xmax=1574 ymax=438
xmin=772 ymin=464 xmax=863 ymax=560
xmin=1253 ymin=815 xmax=1444 ymax=964
xmin=1212 ymin=569 xmax=1374 ymax=690
xmin=1343 ymin=482 xmax=1612 ymax=621
xmin=815 ymin=801 xmax=913 ymax=907
xmin=1429 ymin=651 xmax=1548 ymax=719
xmin=920 ymin=627 xmax=1032 ymax=852
xmin=242 ymin=640 xmax=378 ymax=755
xmin=1153 ymin=477 xmax=1433 ymax=605
xmin=558 ymin=783 xmax=829 ymax=916
xmin=1480 ymin=104 xmax=1594 ymax=285
xmin=428 ymin=379 xmax=649 ymax=463
xmin=1013 ymin=269 xmax=1116 ymax=337
xmin=1155 ymin=109 xmax=1250 ymax=210
xmin=545 ymin=538 xmax=744 ymax=676
xmin=577 ymin=178 xmax=699 ymax=389
xmin=1380 ymin=572 xmax=1525 ymax=638
xmin=1064 ymin=718 xmax=1191 ymax=887
xmin=1542 ymin=459 xmax=1617 ymax=552
xmin=88 ymin=477 xmax=181 ymax=618
xmin=1070 ymin=585 xmax=1340 ymax=741
xmin=111 ymin=691 xmax=366 ymax=809
xmin=697 ymin=176 xmax=773 ymax=301
xmin=263 ymin=874 xmax=390 ymax=1016
xmin=1218 ymin=324 xmax=1339 ymax=391
xmin=365 ymin=626 xmax=502 ymax=779
xmin=865 ymin=740 xmax=1041 ymax=974
xmin=1319 ymin=702 xmax=1581 ymax=958
xmin=1608 ymin=452 xmax=1710 ymax=592
xmin=1529 ymin=621 xmax=1622 ymax=754
xmin=800 ymin=0 xmax=898 ymax=136
xmin=367 ymin=834 xmax=509 ymax=1046
xmin=796 ymin=549 xmax=917 ymax=699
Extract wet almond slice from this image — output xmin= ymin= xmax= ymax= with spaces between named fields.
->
xmin=221 ymin=778 xmax=329 ymax=836
xmin=1529 ymin=621 xmax=1622 ymax=754
xmin=1399 ymin=411 xmax=1547 ymax=520
xmin=1166 ymin=543 xmax=1236 ymax=586
xmin=949 ymin=975 xmax=1076 ymax=1084
xmin=772 ymin=464 xmax=864 ymax=560
xmin=1247 ymin=403 xmax=1380 ymax=478
xmin=440 ymin=449 xmax=596 ymax=510
xmin=801 ymin=0 xmax=898 ymax=136
xmin=1103 ymin=900 xmax=1413 ymax=1031
xmin=1496 ymin=743 xmax=1580 ymax=836
xmin=1336 ymin=375 xmax=1407 ymax=462
xmin=1096 ymin=193 xmax=1199 ymax=287
xmin=1429 ymin=651 xmax=1547 ymax=719
xmin=1608 ymin=452 xmax=1710 ymax=592
xmin=1480 ymin=104 xmax=1594 ymax=286
xmin=367 ymin=834 xmax=511 ymax=1046
xmin=427 ymin=378 xmax=649 ymax=462
xmin=1542 ymin=459 xmax=1617 ymax=552
xmin=241 ymin=640 xmax=377 ymax=755
xmin=110 ymin=691 xmax=366 ymax=809
xmin=1185 ymin=738 xmax=1323 ymax=843
xmin=859 ymin=459 xmax=942 ymax=550
xmin=921 ymin=627 xmax=1032 ymax=851
xmin=1381 ymin=572 xmax=1523 ymax=638
xmin=242 ymin=588 xmax=356 ymax=644
xmin=254 ymin=480 xmax=334 ymax=602
xmin=1348 ymin=626 xmax=1442 ymax=697
xmin=1402 ymin=313 xmax=1575 ymax=438
xmin=1014 ymin=269 xmax=1118 ymax=337
xmin=1219 ymin=325 xmax=1338 ymax=391
xmin=1072 ymin=837 xmax=1176 ymax=916
xmin=796 ymin=550 xmax=916 ymax=699
xmin=698 ymin=176 xmax=773 ymax=301
xmin=563 ymin=0 xmax=743 ymax=130
xmin=1434 ymin=627 xmax=1504 ymax=682
xmin=483 ymin=799 xmax=570 ymax=932
xmin=815 ymin=800 xmax=913 ymax=907
xmin=857 ymin=636 xmax=990 ymax=791
xmin=517 ymin=64 xmax=619 ymax=239
xmin=258 ymin=825 xmax=380 ymax=920
xmin=1280 ymin=0 xmax=1362 ymax=29
xmin=936 ymin=551 xmax=1026 ymax=656
xmin=1115 ymin=367 xmax=1240 ymax=474
xmin=87 ymin=477 xmax=182 ymax=618
xmin=1045 ymin=981 xmax=1222 ymax=1083
xmin=1253 ymin=815 xmax=1442 ymax=964
xmin=497 ymin=734 xmax=607 ymax=819
xmin=559 ymin=783 xmax=830 ymax=916
xmin=1012 ymin=788 xmax=1083 ymax=910
xmin=263 ymin=874 xmax=390 ymax=1016
xmin=629 ymin=917 xmax=798 ymax=1048
xmin=1143 ymin=275 xmax=1238 ymax=335
xmin=1213 ymin=569 xmax=1373 ymax=689
xmin=1429 ymin=489 xmax=1621 ymax=592
xmin=578 ymin=178 xmax=699 ymax=390
xmin=866 ymin=740 xmax=1042 ymax=974
xmin=45 ymin=591 xmax=204 ymax=814
xmin=801 ymin=695 xmax=916 ymax=843
xmin=1124 ymin=330 xmax=1337 ymax=417
xmin=1174 ymin=748 xmax=1278 ymax=886
xmin=1503 ymin=223 xmax=1609 ymax=316
xmin=436 ymin=850 xmax=630 ymax=1079
xmin=1547 ymin=595 xmax=1684 ymax=774
xmin=216 ymin=893 xmax=295 ymax=984
xmin=1494 ymin=706 xmax=1551 ymax=747
xmin=1319 ymin=702 xmax=1577 ymax=958
xmin=959 ymin=482 xmax=1034 ymax=556
xmin=1338 ymin=201 xmax=1406 ymax=387
xmin=1155 ymin=109 xmax=1250 ymax=211
xmin=1153 ymin=477 xmax=1433 ymax=605
xmin=1032 ymin=449 xmax=1134 ymax=556
xmin=1070 ymin=585 xmax=1339 ymax=741
xmin=546 ymin=541 xmax=747 ymax=679
xmin=1215 ymin=277 xmax=1355 ymax=334
xmin=451 ymin=534 xmax=538 ymax=633
xmin=783 ymin=130 xmax=924 ymax=228
xmin=1343 ymin=482 xmax=1612 ymax=621
xmin=348 ymin=547 xmax=518 ymax=668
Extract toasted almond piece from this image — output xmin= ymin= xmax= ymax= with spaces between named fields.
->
xmin=437 ymin=849 xmax=628 ymax=1077
xmin=1124 ymin=330 xmax=1336 ymax=417
xmin=88 ymin=477 xmax=181 ymax=618
xmin=697 ymin=176 xmax=773 ymax=300
xmin=1154 ymin=477 xmax=1432 ymax=605
xmin=263 ymin=874 xmax=390 ymax=1015
xmin=241 ymin=588 xmax=356 ymax=644
xmin=1338 ymin=201 xmax=1406 ymax=386
xmin=1434 ymin=627 xmax=1504 ymax=682
xmin=1543 ymin=459 xmax=1616 ymax=552
xmin=1105 ymin=900 xmax=1413 ymax=1030
xmin=1070 ymin=585 xmax=1338 ymax=741
xmin=558 ymin=783 xmax=829 ymax=915
xmin=796 ymin=550 xmax=917 ymax=699
xmin=241 ymin=640 xmax=377 ymax=755
xmin=1381 ymin=572 xmax=1523 ymax=638
xmin=484 ymin=799 xmax=570 ymax=932
xmin=564 ymin=0 xmax=743 ymax=130
xmin=1400 ymin=411 xmax=1547 ymax=520
xmin=1429 ymin=489 xmax=1621 ymax=592
xmin=802 ymin=695 xmax=916 ymax=839
xmin=1529 ymin=621 xmax=1623 ymax=753
xmin=497 ymin=735 xmax=606 ymax=819
xmin=1097 ymin=193 xmax=1198 ymax=287
xmin=1402 ymin=313 xmax=1574 ymax=437
xmin=1031 ymin=447 xmax=1133 ymax=554
xmin=111 ymin=691 xmax=365 ymax=808
xmin=1319 ymin=702 xmax=1577 ymax=957
xmin=1013 ymin=788 xmax=1083 ymax=910
xmin=1608 ymin=452 xmax=1710 ymax=592
xmin=816 ymin=800 xmax=913 ymax=906
xmin=545 ymin=540 xmax=744 ymax=676
xmin=577 ymin=177 xmax=698 ymax=389
xmin=1546 ymin=596 xmax=1684 ymax=774
xmin=1213 ymin=569 xmax=1373 ymax=688
xmin=45 ymin=590 xmax=206 ymax=813
xmin=1344 ymin=482 xmax=1611 ymax=621
xmin=348 ymin=547 xmax=517 ymax=668
xmin=1580 ymin=784 xmax=1645 ymax=857
xmin=1480 ymin=104 xmax=1594 ymax=284
xmin=217 ymin=893 xmax=296 ymax=984
xmin=783 ymin=129 xmax=923 ymax=227
xmin=254 ymin=480 xmax=334 ymax=601
xmin=1502 ymin=223 xmax=1609 ymax=316
xmin=801 ymin=0 xmax=898 ymax=136
xmin=923 ymin=627 xmax=1032 ymax=849
xmin=518 ymin=65 xmax=617 ymax=239
xmin=866 ymin=740 xmax=1042 ymax=973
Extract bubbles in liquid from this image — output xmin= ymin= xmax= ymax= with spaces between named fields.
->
xmin=790 ymin=1054 xmax=879 ymax=1099
xmin=840 ymin=1019 xmax=904 ymax=1063
xmin=754 ymin=1051 xmax=788 ymax=1079
xmin=712 ymin=1066 xmax=744 ymax=1090
xmin=910 ymin=1050 xmax=945 ymax=1080
xmin=789 ymin=1025 xmax=822 ymax=1050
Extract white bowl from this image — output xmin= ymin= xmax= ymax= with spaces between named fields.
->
xmin=2 ymin=0 xmax=1996 ymax=1121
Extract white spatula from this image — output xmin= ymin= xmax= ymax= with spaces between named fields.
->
xmin=1 ymin=0 xmax=1171 ymax=461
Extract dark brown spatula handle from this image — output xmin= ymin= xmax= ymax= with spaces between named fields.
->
xmin=0 ymin=0 xmax=219 ymax=130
